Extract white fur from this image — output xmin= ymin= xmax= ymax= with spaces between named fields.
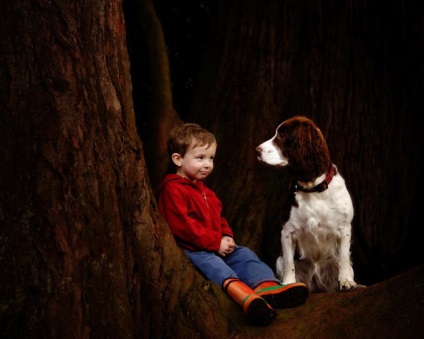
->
xmin=256 ymin=119 xmax=358 ymax=292
xmin=256 ymin=138 xmax=288 ymax=167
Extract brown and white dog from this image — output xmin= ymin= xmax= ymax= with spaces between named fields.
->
xmin=255 ymin=116 xmax=358 ymax=292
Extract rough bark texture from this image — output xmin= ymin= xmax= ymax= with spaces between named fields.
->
xmin=0 ymin=0 xmax=140 ymax=336
xmin=235 ymin=265 xmax=424 ymax=339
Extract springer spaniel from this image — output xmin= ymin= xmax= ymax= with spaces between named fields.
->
xmin=255 ymin=116 xmax=358 ymax=292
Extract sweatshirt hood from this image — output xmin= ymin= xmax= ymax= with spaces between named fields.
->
xmin=155 ymin=174 xmax=200 ymax=198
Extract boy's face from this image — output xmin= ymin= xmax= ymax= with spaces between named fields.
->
xmin=172 ymin=142 xmax=217 ymax=182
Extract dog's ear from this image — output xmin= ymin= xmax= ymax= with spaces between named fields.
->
xmin=289 ymin=121 xmax=331 ymax=180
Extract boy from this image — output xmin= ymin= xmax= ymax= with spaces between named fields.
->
xmin=156 ymin=123 xmax=308 ymax=325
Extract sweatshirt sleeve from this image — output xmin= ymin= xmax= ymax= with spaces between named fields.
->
xmin=220 ymin=217 xmax=234 ymax=239
xmin=157 ymin=183 xmax=225 ymax=252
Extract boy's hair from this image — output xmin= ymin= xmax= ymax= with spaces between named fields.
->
xmin=167 ymin=123 xmax=217 ymax=159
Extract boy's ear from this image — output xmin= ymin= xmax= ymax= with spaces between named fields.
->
xmin=171 ymin=153 xmax=182 ymax=167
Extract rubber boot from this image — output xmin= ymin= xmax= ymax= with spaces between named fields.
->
xmin=223 ymin=278 xmax=276 ymax=325
xmin=254 ymin=281 xmax=309 ymax=309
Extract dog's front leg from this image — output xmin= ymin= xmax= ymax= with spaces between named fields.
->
xmin=338 ymin=226 xmax=356 ymax=291
xmin=279 ymin=226 xmax=297 ymax=285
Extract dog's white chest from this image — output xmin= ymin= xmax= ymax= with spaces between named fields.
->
xmin=288 ymin=184 xmax=353 ymax=253
xmin=292 ymin=177 xmax=353 ymax=230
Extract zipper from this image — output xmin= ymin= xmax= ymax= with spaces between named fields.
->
xmin=201 ymin=191 xmax=209 ymax=209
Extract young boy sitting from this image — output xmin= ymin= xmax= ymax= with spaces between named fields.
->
xmin=156 ymin=123 xmax=308 ymax=325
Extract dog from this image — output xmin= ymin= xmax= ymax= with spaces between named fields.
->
xmin=255 ymin=115 xmax=358 ymax=292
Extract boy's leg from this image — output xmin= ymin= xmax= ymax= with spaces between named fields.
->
xmin=224 ymin=246 xmax=279 ymax=286
xmin=225 ymin=246 xmax=308 ymax=308
xmin=183 ymin=249 xmax=237 ymax=286
xmin=184 ymin=250 xmax=276 ymax=325
xmin=223 ymin=278 xmax=276 ymax=325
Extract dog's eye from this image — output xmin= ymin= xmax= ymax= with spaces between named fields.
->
xmin=277 ymin=132 xmax=286 ymax=140
xmin=278 ymin=132 xmax=293 ymax=146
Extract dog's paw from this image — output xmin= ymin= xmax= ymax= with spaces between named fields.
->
xmin=339 ymin=280 xmax=358 ymax=291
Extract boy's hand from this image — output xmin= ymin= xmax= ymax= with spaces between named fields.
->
xmin=218 ymin=236 xmax=236 ymax=256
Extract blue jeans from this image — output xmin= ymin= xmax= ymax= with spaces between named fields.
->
xmin=184 ymin=246 xmax=279 ymax=289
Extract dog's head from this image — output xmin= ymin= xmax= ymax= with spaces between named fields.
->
xmin=255 ymin=116 xmax=331 ymax=180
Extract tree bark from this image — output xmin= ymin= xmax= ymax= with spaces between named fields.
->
xmin=236 ymin=265 xmax=424 ymax=339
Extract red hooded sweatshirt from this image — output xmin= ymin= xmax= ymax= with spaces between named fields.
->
xmin=156 ymin=174 xmax=234 ymax=252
